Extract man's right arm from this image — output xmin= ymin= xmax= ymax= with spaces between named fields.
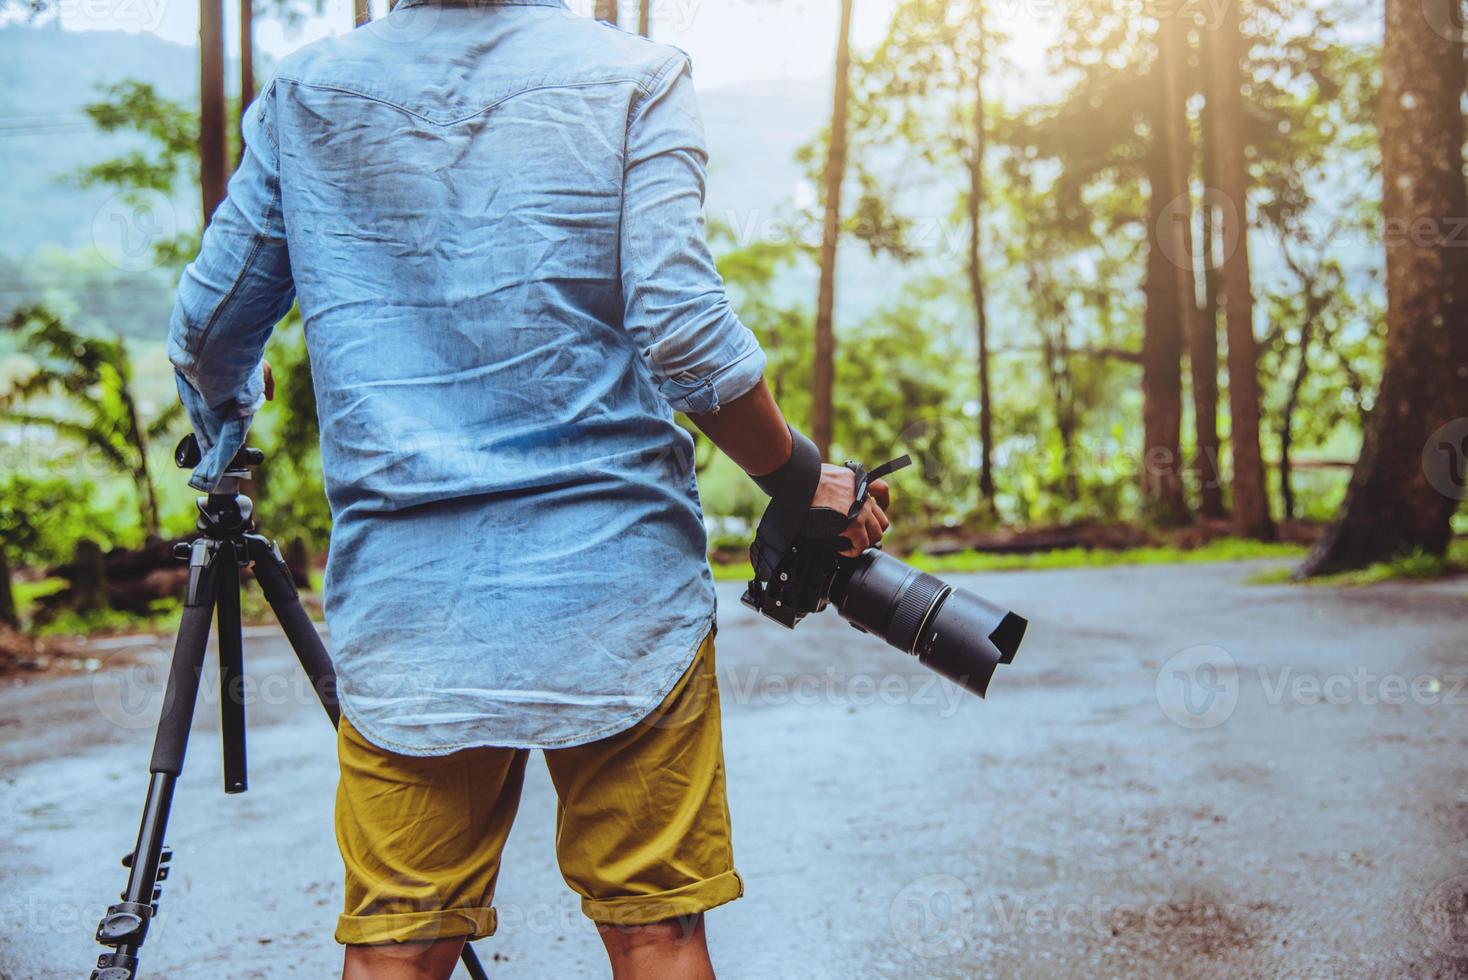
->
xmin=620 ymin=54 xmax=888 ymax=554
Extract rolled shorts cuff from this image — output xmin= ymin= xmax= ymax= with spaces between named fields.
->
xmin=335 ymin=905 xmax=497 ymax=946
xmin=581 ymin=869 xmax=744 ymax=927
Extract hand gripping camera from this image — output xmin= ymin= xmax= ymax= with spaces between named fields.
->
xmin=742 ymin=428 xmax=1026 ymax=698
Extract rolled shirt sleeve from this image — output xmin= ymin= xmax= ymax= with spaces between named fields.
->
xmin=620 ymin=54 xmax=766 ymax=416
xmin=167 ymin=82 xmax=295 ymax=491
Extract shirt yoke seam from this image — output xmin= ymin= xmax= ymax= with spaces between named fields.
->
xmin=274 ymin=73 xmax=666 ymax=128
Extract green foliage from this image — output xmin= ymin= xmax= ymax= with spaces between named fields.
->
xmin=0 ymin=474 xmax=128 ymax=569
xmin=1252 ymin=541 xmax=1468 ymax=587
xmin=711 ymin=536 xmax=1309 ymax=582
xmin=2 ymin=305 xmax=183 ymax=539
xmin=74 ymin=81 xmax=197 ymax=196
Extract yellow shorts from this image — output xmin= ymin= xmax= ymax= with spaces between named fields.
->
xmin=333 ymin=631 xmax=742 ymax=945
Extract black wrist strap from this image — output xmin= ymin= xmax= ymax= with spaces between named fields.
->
xmin=749 ymin=426 xmax=822 ymax=580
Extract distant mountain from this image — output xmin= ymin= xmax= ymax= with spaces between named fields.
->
xmin=0 ymin=23 xmax=912 ymax=338
xmin=0 ymin=24 xmax=204 ymax=255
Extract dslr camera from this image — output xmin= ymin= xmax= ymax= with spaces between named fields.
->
xmin=742 ymin=431 xmax=1026 ymax=698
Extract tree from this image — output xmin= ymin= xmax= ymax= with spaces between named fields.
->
xmin=2 ymin=307 xmax=183 ymax=541
xmin=0 ymin=549 xmax=14 ymax=630
xmin=964 ymin=2 xmax=996 ymax=513
xmin=637 ymin=0 xmax=649 ymax=36
xmin=1300 ymin=0 xmax=1468 ymax=574
xmin=594 ymin=0 xmax=617 ymax=25
xmin=811 ymin=0 xmax=855 ymax=460
xmin=240 ymin=0 xmax=257 ymax=159
xmin=200 ymin=0 xmax=229 ymax=225
xmin=843 ymin=0 xmax=1001 ymax=511
xmin=1205 ymin=0 xmax=1275 ymax=539
xmin=1139 ymin=10 xmax=1194 ymax=524
xmin=1194 ymin=92 xmax=1226 ymax=518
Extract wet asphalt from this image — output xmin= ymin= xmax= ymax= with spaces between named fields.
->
xmin=2 ymin=560 xmax=1467 ymax=979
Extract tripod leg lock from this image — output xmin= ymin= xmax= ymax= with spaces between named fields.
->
xmin=91 ymin=950 xmax=138 ymax=980
xmin=96 ymin=900 xmax=152 ymax=946
xmin=247 ymin=535 xmax=299 ymax=603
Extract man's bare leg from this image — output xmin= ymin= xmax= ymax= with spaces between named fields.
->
xmin=597 ymin=914 xmax=715 ymax=980
xmin=342 ymin=938 xmax=465 ymax=980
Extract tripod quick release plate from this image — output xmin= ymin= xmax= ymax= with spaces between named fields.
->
xmin=174 ymin=434 xmax=263 ymax=472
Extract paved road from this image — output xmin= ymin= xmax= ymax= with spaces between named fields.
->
xmin=2 ymin=561 xmax=1467 ymax=978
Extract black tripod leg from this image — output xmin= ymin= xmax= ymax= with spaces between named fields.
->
xmin=216 ymin=556 xmax=247 ymax=794
xmin=246 ymin=534 xmax=491 ymax=980
xmin=247 ymin=535 xmax=338 ymax=724
xmin=93 ymin=541 xmax=224 ymax=980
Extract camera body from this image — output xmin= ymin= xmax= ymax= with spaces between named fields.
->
xmin=742 ymin=450 xmax=1027 ymax=699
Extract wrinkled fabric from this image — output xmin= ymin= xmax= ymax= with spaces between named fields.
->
xmin=167 ymin=0 xmax=766 ymax=753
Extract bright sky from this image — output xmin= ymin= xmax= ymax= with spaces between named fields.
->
xmin=48 ymin=0 xmax=1058 ymax=92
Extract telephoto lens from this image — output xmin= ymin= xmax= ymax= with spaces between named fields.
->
xmin=831 ymin=550 xmax=1026 ymax=697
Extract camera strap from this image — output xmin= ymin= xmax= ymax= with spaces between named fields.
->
xmin=748 ymin=425 xmax=823 ymax=581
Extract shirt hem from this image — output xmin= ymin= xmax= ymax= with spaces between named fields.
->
xmin=335 ymin=613 xmax=715 ymax=756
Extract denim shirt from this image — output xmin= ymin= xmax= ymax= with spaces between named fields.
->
xmin=167 ymin=0 xmax=765 ymax=753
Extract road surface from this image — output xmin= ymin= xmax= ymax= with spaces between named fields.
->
xmin=2 ymin=561 xmax=1466 ymax=978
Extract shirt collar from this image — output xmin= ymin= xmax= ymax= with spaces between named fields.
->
xmin=393 ymin=0 xmax=568 ymax=9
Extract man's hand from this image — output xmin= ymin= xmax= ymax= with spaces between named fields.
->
xmin=811 ymin=464 xmax=891 ymax=557
xmin=262 ymin=359 xmax=275 ymax=401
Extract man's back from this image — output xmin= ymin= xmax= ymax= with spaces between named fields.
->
xmin=171 ymin=0 xmax=765 ymax=752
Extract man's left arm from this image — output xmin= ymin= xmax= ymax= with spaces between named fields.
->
xmin=168 ymin=81 xmax=294 ymax=492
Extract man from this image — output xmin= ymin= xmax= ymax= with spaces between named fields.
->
xmin=168 ymin=2 xmax=888 ymax=977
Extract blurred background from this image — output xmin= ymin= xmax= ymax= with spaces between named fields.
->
xmin=1 ymin=1 xmax=1467 ymax=977
xmin=0 ymin=0 xmax=1464 ymax=638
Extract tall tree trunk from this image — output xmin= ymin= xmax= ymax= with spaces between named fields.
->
xmin=1140 ymin=29 xmax=1189 ymax=525
xmin=1278 ymin=296 xmax=1318 ymax=522
xmin=238 ymin=0 xmax=255 ymax=166
xmin=0 ymin=548 xmax=17 ymax=631
xmin=1191 ymin=22 xmax=1227 ymax=519
xmin=637 ymin=0 xmax=650 ymax=36
xmin=968 ymin=9 xmax=996 ymax=513
xmin=1157 ymin=11 xmax=1201 ymax=524
xmin=1140 ymin=144 xmax=1188 ymax=524
xmin=199 ymin=0 xmax=229 ymax=226
xmin=354 ymin=0 xmax=370 ymax=27
xmin=595 ymin=0 xmax=618 ymax=24
xmin=1301 ymin=0 xmax=1468 ymax=575
xmin=1206 ymin=0 xmax=1274 ymax=539
xmin=1278 ymin=249 xmax=1326 ymax=523
xmin=812 ymin=0 xmax=855 ymax=460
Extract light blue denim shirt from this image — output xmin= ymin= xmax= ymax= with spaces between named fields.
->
xmin=167 ymin=0 xmax=766 ymax=753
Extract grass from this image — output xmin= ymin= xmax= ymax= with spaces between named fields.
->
xmin=710 ymin=536 xmax=1308 ymax=582
xmin=13 ymin=576 xmax=67 ymax=611
xmin=1248 ymin=539 xmax=1468 ymax=587
xmin=16 ymin=569 xmax=327 ymax=638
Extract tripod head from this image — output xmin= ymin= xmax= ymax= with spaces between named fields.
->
xmin=173 ymin=434 xmax=261 ymax=540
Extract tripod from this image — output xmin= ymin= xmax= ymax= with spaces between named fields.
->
xmin=90 ymin=436 xmax=489 ymax=980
